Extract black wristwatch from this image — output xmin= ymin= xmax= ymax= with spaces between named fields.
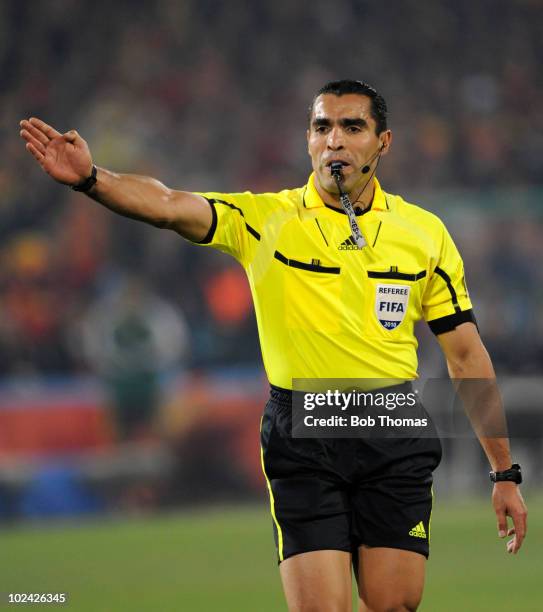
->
xmin=72 ymin=165 xmax=97 ymax=192
xmin=489 ymin=463 xmax=522 ymax=484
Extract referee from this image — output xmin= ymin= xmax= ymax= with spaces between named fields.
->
xmin=20 ymin=80 xmax=527 ymax=612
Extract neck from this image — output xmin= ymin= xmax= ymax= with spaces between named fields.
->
xmin=315 ymin=175 xmax=376 ymax=211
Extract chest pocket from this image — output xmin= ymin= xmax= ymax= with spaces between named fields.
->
xmin=276 ymin=251 xmax=343 ymax=334
xmin=364 ymin=266 xmax=426 ymax=337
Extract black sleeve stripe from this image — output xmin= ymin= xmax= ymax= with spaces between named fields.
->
xmin=434 ymin=266 xmax=461 ymax=313
xmin=214 ymin=198 xmax=244 ymax=213
xmin=428 ymin=309 xmax=478 ymax=335
xmin=213 ymin=198 xmax=261 ymax=240
xmin=195 ymin=197 xmax=218 ymax=244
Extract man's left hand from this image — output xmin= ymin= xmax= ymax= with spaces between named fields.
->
xmin=492 ymin=482 xmax=528 ymax=554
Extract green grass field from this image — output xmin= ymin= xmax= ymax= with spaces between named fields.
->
xmin=1 ymin=495 xmax=541 ymax=611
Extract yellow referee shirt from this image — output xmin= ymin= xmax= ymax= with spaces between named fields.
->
xmin=193 ymin=175 xmax=474 ymax=389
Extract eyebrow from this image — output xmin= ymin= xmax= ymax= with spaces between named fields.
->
xmin=312 ymin=117 xmax=368 ymax=129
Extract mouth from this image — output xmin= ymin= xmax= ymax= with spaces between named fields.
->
xmin=325 ymin=160 xmax=351 ymax=172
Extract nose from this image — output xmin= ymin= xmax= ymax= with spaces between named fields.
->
xmin=326 ymin=127 xmax=345 ymax=150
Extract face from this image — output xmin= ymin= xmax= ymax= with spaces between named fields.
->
xmin=307 ymin=93 xmax=391 ymax=196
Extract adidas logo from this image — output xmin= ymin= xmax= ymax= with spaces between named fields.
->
xmin=408 ymin=521 xmax=427 ymax=539
xmin=338 ymin=236 xmax=360 ymax=250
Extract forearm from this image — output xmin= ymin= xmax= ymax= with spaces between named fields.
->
xmin=446 ymin=342 xmax=512 ymax=471
xmin=477 ymin=437 xmax=512 ymax=471
xmin=87 ymin=167 xmax=173 ymax=227
xmin=86 ymin=167 xmax=211 ymax=240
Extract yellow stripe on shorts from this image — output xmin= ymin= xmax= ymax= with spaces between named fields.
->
xmin=428 ymin=486 xmax=434 ymax=543
xmin=260 ymin=416 xmax=284 ymax=561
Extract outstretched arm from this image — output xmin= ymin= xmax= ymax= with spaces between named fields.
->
xmin=19 ymin=117 xmax=212 ymax=242
xmin=437 ymin=322 xmax=528 ymax=554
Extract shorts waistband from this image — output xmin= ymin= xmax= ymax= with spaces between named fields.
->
xmin=269 ymin=384 xmax=293 ymax=406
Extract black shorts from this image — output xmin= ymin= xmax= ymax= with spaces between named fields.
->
xmin=260 ymin=385 xmax=442 ymax=563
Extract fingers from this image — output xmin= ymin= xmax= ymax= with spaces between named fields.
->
xmin=493 ymin=489 xmax=528 ymax=554
xmin=20 ymin=120 xmax=50 ymax=145
xmin=505 ymin=526 xmax=516 ymax=554
xmin=27 ymin=117 xmax=62 ymax=139
xmin=20 ymin=128 xmax=47 ymax=155
xmin=503 ymin=508 xmax=527 ymax=554
xmin=25 ymin=142 xmax=45 ymax=165
xmin=63 ymin=129 xmax=79 ymax=143
xmin=495 ymin=509 xmax=507 ymax=538
xmin=20 ymin=118 xmax=81 ymax=150
xmin=509 ymin=509 xmax=527 ymax=553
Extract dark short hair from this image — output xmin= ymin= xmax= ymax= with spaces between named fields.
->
xmin=309 ymin=80 xmax=388 ymax=135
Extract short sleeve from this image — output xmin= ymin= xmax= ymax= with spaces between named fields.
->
xmin=189 ymin=191 xmax=262 ymax=267
xmin=422 ymin=223 xmax=477 ymax=335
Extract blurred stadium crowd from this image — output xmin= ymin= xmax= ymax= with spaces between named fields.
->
xmin=1 ymin=0 xmax=542 ymax=380
xmin=1 ymin=0 xmax=543 ymax=523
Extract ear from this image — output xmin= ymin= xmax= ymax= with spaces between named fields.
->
xmin=380 ymin=130 xmax=392 ymax=155
xmin=306 ymin=128 xmax=311 ymax=154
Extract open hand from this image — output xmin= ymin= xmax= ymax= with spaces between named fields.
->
xmin=20 ymin=118 xmax=93 ymax=186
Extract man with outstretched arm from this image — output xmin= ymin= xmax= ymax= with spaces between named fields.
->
xmin=20 ymin=79 xmax=527 ymax=612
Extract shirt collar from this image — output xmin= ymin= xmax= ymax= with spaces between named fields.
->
xmin=303 ymin=173 xmax=388 ymax=212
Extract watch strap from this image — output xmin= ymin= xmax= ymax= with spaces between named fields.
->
xmin=72 ymin=165 xmax=97 ymax=192
xmin=490 ymin=463 xmax=522 ymax=484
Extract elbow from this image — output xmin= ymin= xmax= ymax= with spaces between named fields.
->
xmin=447 ymin=358 xmax=470 ymax=379
xmin=439 ymin=322 xmax=495 ymax=379
xmin=447 ymin=345 xmax=495 ymax=379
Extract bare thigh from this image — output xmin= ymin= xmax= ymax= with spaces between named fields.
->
xmin=356 ymin=546 xmax=426 ymax=612
xmin=280 ymin=550 xmax=353 ymax=612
